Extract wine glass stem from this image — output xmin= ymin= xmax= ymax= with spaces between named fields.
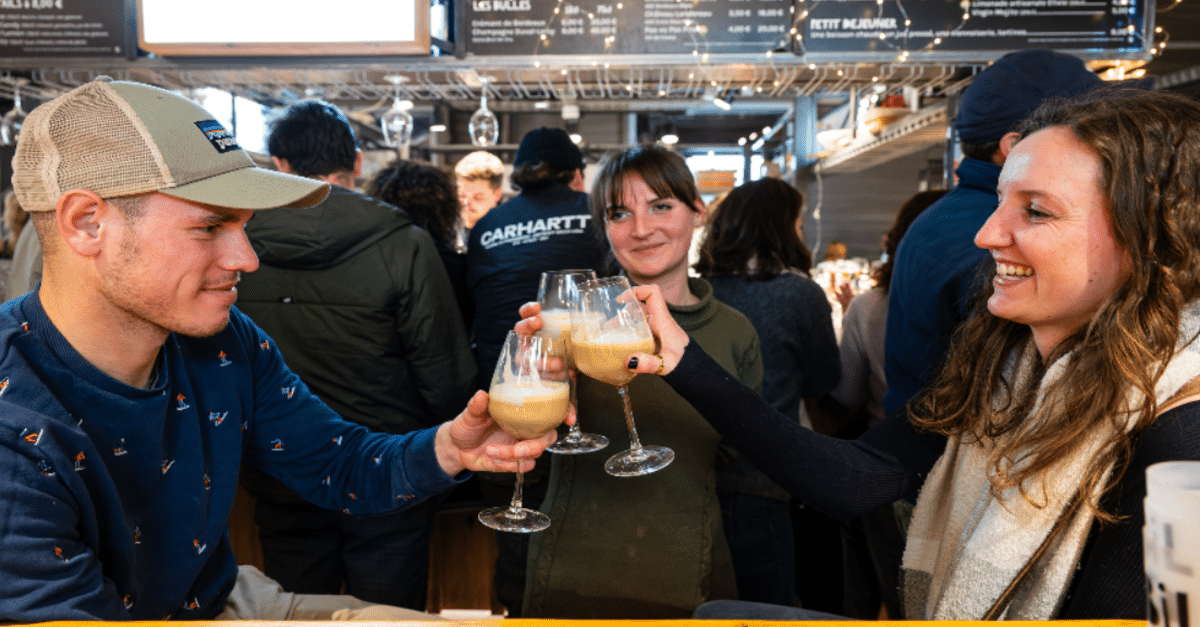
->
xmin=616 ymin=385 xmax=643 ymax=451
xmin=564 ymin=371 xmax=582 ymax=441
xmin=508 ymin=468 xmax=526 ymax=515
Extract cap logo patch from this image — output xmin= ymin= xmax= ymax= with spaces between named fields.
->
xmin=195 ymin=120 xmax=240 ymax=154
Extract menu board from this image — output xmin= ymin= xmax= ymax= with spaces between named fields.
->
xmin=463 ymin=0 xmax=793 ymax=56
xmin=0 ymin=0 xmax=126 ymax=57
xmin=801 ymin=0 xmax=1150 ymax=55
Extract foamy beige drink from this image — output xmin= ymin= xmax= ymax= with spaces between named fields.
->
xmin=537 ymin=309 xmax=573 ymax=363
xmin=489 ymin=380 xmax=570 ymax=440
xmin=573 ymin=329 xmax=656 ymax=387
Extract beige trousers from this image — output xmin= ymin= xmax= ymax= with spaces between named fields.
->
xmin=216 ymin=565 xmax=446 ymax=621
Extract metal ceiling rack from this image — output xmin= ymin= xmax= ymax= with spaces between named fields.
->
xmin=0 ymin=55 xmax=978 ymax=110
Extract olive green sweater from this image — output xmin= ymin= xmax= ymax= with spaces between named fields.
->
xmin=523 ymin=278 xmax=763 ymax=618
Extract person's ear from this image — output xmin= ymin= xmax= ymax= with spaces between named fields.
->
xmin=352 ymin=150 xmax=364 ymax=179
xmin=996 ymin=132 xmax=1021 ymax=165
xmin=692 ymin=198 xmax=707 ymax=227
xmin=272 ymin=156 xmax=293 ymax=174
xmin=56 ymin=189 xmax=110 ymax=258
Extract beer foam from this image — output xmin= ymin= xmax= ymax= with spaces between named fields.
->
xmin=490 ymin=379 xmax=568 ymax=405
xmin=590 ymin=327 xmax=651 ymax=344
xmin=539 ymin=309 xmax=572 ymax=337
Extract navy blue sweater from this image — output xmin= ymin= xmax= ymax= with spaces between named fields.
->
xmin=884 ymin=157 xmax=1000 ymax=417
xmin=0 ymin=294 xmax=462 ymax=621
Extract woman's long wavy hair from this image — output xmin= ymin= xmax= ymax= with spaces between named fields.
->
xmin=694 ymin=178 xmax=814 ymax=278
xmin=910 ymin=89 xmax=1200 ymax=522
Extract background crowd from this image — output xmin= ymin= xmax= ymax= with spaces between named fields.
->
xmin=2 ymin=47 xmax=1198 ymax=622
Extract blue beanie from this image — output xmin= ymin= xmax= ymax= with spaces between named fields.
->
xmin=514 ymin=127 xmax=585 ymax=170
xmin=954 ymin=49 xmax=1105 ymax=144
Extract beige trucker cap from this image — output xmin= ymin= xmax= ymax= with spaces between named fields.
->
xmin=12 ymin=77 xmax=329 ymax=213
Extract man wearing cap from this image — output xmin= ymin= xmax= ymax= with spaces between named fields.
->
xmin=234 ymin=100 xmax=477 ymax=611
xmin=883 ymin=49 xmax=1105 ymax=420
xmin=467 ymin=127 xmax=607 ymax=388
xmin=0 ymin=78 xmax=554 ymax=621
xmin=465 ymin=127 xmax=607 ymax=616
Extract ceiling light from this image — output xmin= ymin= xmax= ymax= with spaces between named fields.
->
xmin=658 ymin=122 xmax=679 ymax=146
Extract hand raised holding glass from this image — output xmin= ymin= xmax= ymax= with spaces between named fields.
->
xmin=571 ymin=276 xmax=674 ymax=477
xmin=477 ymin=331 xmax=570 ymax=532
xmin=619 ymin=283 xmax=691 ymax=378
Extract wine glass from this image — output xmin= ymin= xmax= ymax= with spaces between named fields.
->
xmin=1 ymin=79 xmax=29 ymax=147
xmin=477 ymin=331 xmax=569 ymax=533
xmin=469 ymin=77 xmax=499 ymax=147
xmin=571 ymin=276 xmax=674 ymax=477
xmin=539 ymin=269 xmax=609 ymax=455
xmin=380 ymin=75 xmax=414 ymax=153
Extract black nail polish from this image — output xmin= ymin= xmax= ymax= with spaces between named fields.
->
xmin=627 ymin=356 xmax=639 ymax=369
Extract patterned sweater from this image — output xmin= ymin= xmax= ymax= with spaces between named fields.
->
xmin=0 ymin=294 xmax=462 ymax=621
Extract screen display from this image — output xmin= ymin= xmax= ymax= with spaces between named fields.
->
xmin=138 ymin=0 xmax=429 ymax=55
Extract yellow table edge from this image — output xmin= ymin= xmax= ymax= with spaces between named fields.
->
xmin=28 ymin=614 xmax=1147 ymax=619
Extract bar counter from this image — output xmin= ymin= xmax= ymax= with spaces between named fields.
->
xmin=32 ymin=614 xmax=1147 ymax=619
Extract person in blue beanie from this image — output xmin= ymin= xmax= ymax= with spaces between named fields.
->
xmin=882 ymin=49 xmax=1105 ymax=421
xmin=0 ymin=79 xmax=556 ymax=622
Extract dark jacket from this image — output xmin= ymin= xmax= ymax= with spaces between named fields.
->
xmin=883 ymin=157 xmax=1000 ymax=417
xmin=237 ymin=185 xmax=477 ymax=437
xmin=467 ymin=182 xmax=609 ymax=388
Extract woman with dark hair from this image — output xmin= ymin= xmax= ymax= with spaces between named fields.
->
xmin=522 ymin=146 xmax=762 ymax=618
xmin=694 ymin=178 xmax=839 ymax=609
xmin=366 ymin=159 xmax=472 ymax=330
xmin=579 ymin=89 xmax=1200 ymax=620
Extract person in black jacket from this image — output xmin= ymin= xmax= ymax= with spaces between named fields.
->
xmin=236 ymin=100 xmax=477 ymax=610
xmin=466 ymin=127 xmax=609 ymax=616
xmin=367 ymin=159 xmax=473 ymax=333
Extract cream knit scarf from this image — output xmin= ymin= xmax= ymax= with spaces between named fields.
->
xmin=901 ymin=302 xmax=1200 ymax=620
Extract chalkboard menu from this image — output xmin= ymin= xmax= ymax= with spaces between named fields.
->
xmin=0 ymin=0 xmax=126 ymax=57
xmin=801 ymin=0 xmax=1150 ymax=55
xmin=463 ymin=0 xmax=793 ymax=56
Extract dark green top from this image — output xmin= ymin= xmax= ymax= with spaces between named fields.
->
xmin=523 ymin=278 xmax=763 ymax=618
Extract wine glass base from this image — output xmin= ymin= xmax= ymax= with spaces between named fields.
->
xmin=478 ymin=506 xmax=551 ymax=533
xmin=547 ymin=432 xmax=609 ymax=454
xmin=604 ymin=445 xmax=675 ymax=477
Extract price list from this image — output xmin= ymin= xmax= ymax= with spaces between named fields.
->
xmin=0 ymin=0 xmax=125 ymax=57
xmin=801 ymin=0 xmax=1148 ymax=54
xmin=463 ymin=0 xmax=793 ymax=56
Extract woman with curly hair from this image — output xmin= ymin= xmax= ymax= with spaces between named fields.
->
xmin=605 ymin=89 xmax=1200 ymax=620
xmin=367 ymin=159 xmax=472 ymax=329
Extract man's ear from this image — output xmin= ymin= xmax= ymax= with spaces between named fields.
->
xmin=352 ymin=150 xmax=364 ymax=179
xmin=56 ymin=189 xmax=112 ymax=258
xmin=272 ymin=156 xmax=293 ymax=174
xmin=996 ymin=131 xmax=1021 ymax=165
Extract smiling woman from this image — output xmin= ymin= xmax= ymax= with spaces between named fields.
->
xmin=521 ymin=146 xmax=764 ymax=618
xmin=974 ymin=125 xmax=1132 ymax=358
xmin=620 ymin=88 xmax=1200 ymax=622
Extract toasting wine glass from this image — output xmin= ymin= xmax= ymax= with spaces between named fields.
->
xmin=539 ymin=269 xmax=609 ymax=455
xmin=477 ymin=331 xmax=569 ymax=533
xmin=570 ymin=276 xmax=674 ymax=476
